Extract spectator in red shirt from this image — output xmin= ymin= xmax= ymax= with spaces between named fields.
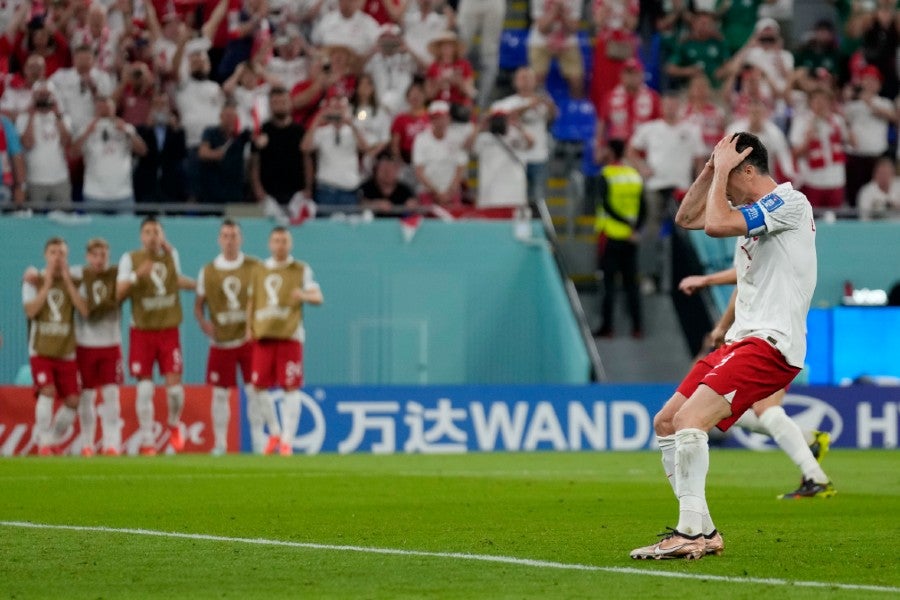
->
xmin=11 ymin=13 xmax=71 ymax=78
xmin=115 ymin=62 xmax=155 ymax=127
xmin=425 ymin=31 xmax=475 ymax=108
xmin=589 ymin=0 xmax=640 ymax=114
xmin=595 ymin=57 xmax=660 ymax=149
xmin=389 ymin=78 xmax=429 ymax=166
xmin=362 ymin=0 xmax=407 ymax=25
xmin=291 ymin=45 xmax=358 ymax=128
xmin=678 ymin=74 xmax=725 ymax=155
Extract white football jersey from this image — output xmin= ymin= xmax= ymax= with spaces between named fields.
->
xmin=726 ymin=182 xmax=817 ymax=367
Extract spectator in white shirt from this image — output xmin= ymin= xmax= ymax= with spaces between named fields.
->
xmin=626 ymin=91 xmax=705 ymax=292
xmin=352 ymin=73 xmax=391 ymax=173
xmin=466 ymin=109 xmax=534 ymax=210
xmin=301 ymin=96 xmax=370 ymax=206
xmin=172 ymin=35 xmax=226 ymax=200
xmin=72 ymin=96 xmax=148 ymax=212
xmin=365 ymin=23 xmax=422 ymax=117
xmin=49 ymin=44 xmax=114 ymax=136
xmin=844 ymin=66 xmax=897 ymax=207
xmin=725 ymin=97 xmax=797 ymax=183
xmin=491 ymin=66 xmax=558 ymax=203
xmin=311 ymin=0 xmax=380 ymax=57
xmin=223 ymin=60 xmax=276 ymax=133
xmin=856 ymin=156 xmax=900 ymax=220
xmin=15 ymin=81 xmax=72 ymax=207
xmin=412 ymin=100 xmax=467 ymax=208
xmin=1 ymin=54 xmax=46 ymax=120
xmin=266 ymin=24 xmax=310 ymax=91
xmin=403 ymin=0 xmax=452 ymax=67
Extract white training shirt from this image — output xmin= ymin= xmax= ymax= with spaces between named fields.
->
xmin=844 ymin=96 xmax=893 ymax=156
xmin=491 ymin=93 xmax=552 ymax=163
xmin=175 ymin=78 xmax=225 ymax=148
xmin=82 ymin=119 xmax=138 ymax=201
xmin=727 ymin=182 xmax=817 ymax=368
xmin=412 ymin=127 xmax=467 ymax=195
xmin=474 ymin=131 xmax=528 ymax=208
xmin=71 ymin=265 xmax=122 ymax=348
xmin=311 ymin=123 xmax=363 ymax=190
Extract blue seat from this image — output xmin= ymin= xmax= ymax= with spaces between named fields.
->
xmin=499 ymin=29 xmax=529 ymax=71
xmin=551 ymin=98 xmax=596 ymax=143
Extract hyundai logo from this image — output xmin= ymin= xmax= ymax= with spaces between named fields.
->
xmin=732 ymin=394 xmax=843 ymax=450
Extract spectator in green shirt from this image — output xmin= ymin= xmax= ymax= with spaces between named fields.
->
xmin=793 ymin=20 xmax=844 ymax=92
xmin=716 ymin=0 xmax=773 ymax=54
xmin=664 ymin=11 xmax=731 ymax=91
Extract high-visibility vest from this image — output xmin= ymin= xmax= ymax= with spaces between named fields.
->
xmin=595 ymin=164 xmax=643 ymax=241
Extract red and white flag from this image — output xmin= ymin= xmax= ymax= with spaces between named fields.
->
xmin=400 ymin=213 xmax=423 ymax=243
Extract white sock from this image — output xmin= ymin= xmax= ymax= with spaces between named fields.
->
xmin=136 ymin=380 xmax=156 ymax=446
xmin=734 ymin=409 xmax=769 ymax=435
xmin=759 ymin=406 xmax=829 ymax=484
xmin=658 ymin=434 xmax=677 ymax=496
xmin=256 ymin=389 xmax=281 ymax=437
xmin=280 ymin=390 xmax=302 ymax=448
xmin=212 ymin=386 xmax=230 ymax=452
xmin=78 ymin=390 xmax=97 ymax=451
xmin=52 ymin=405 xmax=77 ymax=443
xmin=35 ymin=394 xmax=54 ymax=447
xmin=245 ymin=384 xmax=265 ymax=453
xmin=674 ymin=428 xmax=713 ymax=537
xmin=100 ymin=384 xmax=121 ymax=452
xmin=166 ymin=384 xmax=185 ymax=427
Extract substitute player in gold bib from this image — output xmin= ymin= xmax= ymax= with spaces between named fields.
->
xmin=22 ymin=237 xmax=89 ymax=455
xmin=73 ymin=238 xmax=125 ymax=456
xmin=117 ymin=217 xmax=196 ymax=455
xmin=247 ymin=226 xmax=323 ymax=456
xmin=194 ymin=219 xmax=261 ymax=455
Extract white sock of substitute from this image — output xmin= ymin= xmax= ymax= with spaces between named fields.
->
xmin=166 ymin=384 xmax=185 ymax=427
xmin=658 ymin=434 xmax=677 ymax=496
xmin=256 ymin=390 xmax=281 ymax=437
xmin=245 ymin=384 xmax=265 ymax=453
xmin=734 ymin=409 xmax=769 ymax=435
xmin=100 ymin=384 xmax=121 ymax=451
xmin=674 ymin=428 xmax=713 ymax=537
xmin=78 ymin=390 xmax=97 ymax=451
xmin=212 ymin=386 xmax=230 ymax=452
xmin=136 ymin=380 xmax=155 ymax=445
xmin=52 ymin=405 xmax=77 ymax=442
xmin=760 ymin=406 xmax=829 ymax=483
xmin=35 ymin=395 xmax=54 ymax=446
xmin=280 ymin=390 xmax=302 ymax=447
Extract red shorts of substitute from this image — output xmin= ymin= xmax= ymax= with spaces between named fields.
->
xmin=30 ymin=356 xmax=80 ymax=399
xmin=251 ymin=339 xmax=303 ymax=389
xmin=76 ymin=345 xmax=123 ymax=389
xmin=677 ymin=337 xmax=800 ymax=432
xmin=129 ymin=327 xmax=183 ymax=378
xmin=206 ymin=341 xmax=254 ymax=388
xmin=801 ymin=186 xmax=843 ymax=209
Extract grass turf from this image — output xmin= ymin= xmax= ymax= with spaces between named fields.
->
xmin=0 ymin=449 xmax=897 ymax=599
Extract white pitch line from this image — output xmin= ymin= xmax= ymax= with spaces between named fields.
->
xmin=1 ymin=520 xmax=898 ymax=594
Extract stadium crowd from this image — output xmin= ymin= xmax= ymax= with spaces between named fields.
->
xmin=0 ymin=0 xmax=897 ymax=217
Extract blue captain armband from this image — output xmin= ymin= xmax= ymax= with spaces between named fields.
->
xmin=740 ymin=202 xmax=768 ymax=236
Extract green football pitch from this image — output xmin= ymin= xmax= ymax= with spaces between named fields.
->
xmin=1 ymin=450 xmax=897 ymax=599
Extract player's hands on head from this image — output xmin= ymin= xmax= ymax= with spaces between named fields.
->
xmin=712 ymin=134 xmax=752 ymax=173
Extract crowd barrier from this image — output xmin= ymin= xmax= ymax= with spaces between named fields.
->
xmin=2 ymin=384 xmax=896 ymax=456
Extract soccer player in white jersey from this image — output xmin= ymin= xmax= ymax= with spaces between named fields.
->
xmin=679 ymin=268 xmax=834 ymax=500
xmin=194 ymin=220 xmax=262 ymax=455
xmin=72 ymin=238 xmax=124 ymax=456
xmin=630 ymin=132 xmax=824 ymax=560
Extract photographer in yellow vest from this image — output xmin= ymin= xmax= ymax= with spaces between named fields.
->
xmin=593 ymin=139 xmax=645 ymax=339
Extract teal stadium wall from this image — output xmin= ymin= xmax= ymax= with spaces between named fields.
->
xmin=689 ymin=221 xmax=900 ymax=312
xmin=0 ymin=217 xmax=591 ymax=385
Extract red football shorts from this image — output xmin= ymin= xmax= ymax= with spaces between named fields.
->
xmin=76 ymin=345 xmax=123 ymax=389
xmin=30 ymin=356 xmax=80 ymax=399
xmin=677 ymin=337 xmax=801 ymax=432
xmin=251 ymin=339 xmax=303 ymax=389
xmin=206 ymin=341 xmax=254 ymax=388
xmin=129 ymin=327 xmax=183 ymax=378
